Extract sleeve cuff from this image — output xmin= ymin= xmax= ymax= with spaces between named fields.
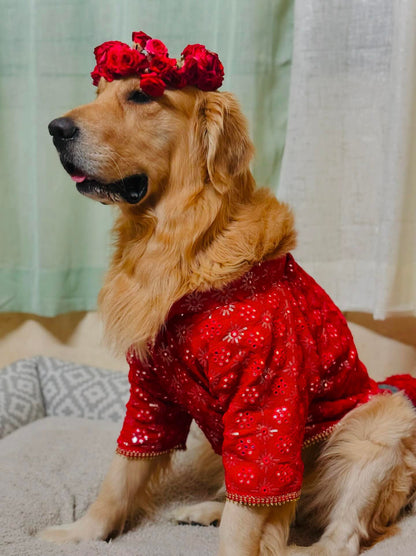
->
xmin=115 ymin=443 xmax=187 ymax=459
xmin=225 ymin=489 xmax=300 ymax=507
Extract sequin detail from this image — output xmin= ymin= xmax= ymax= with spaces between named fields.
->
xmin=117 ymin=254 xmax=380 ymax=506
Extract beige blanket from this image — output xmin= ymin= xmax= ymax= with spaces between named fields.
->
xmin=1 ymin=416 xmax=416 ymax=556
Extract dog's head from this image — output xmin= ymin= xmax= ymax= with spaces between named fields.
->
xmin=48 ymin=77 xmax=254 ymax=206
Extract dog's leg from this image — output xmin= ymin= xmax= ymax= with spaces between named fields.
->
xmin=38 ymin=452 xmax=170 ymax=544
xmin=289 ymin=393 xmax=416 ymax=556
xmin=172 ymin=434 xmax=225 ymax=527
xmin=218 ymin=501 xmax=271 ymax=556
xmin=260 ymin=501 xmax=296 ymax=555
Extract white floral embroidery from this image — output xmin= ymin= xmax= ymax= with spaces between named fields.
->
xmin=249 ymin=292 xmax=261 ymax=302
xmin=183 ymin=292 xmax=204 ymax=312
xmin=220 ymin=303 xmax=235 ymax=317
xmin=223 ymin=326 xmax=247 ymax=344
xmin=260 ymin=310 xmax=273 ymax=330
xmin=241 ymin=271 xmax=258 ymax=294
xmin=197 ymin=347 xmax=209 ymax=367
xmin=259 ymin=366 xmax=273 ymax=384
xmin=256 ymin=422 xmax=278 ymax=441
xmin=213 ymin=287 xmax=236 ymax=305
xmin=157 ymin=342 xmax=174 ymax=364
xmin=175 ymin=323 xmax=192 ymax=344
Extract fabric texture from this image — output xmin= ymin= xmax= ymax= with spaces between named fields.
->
xmin=279 ymin=0 xmax=416 ymax=318
xmin=117 ymin=254 xmax=379 ymax=506
xmin=0 ymin=0 xmax=293 ymax=315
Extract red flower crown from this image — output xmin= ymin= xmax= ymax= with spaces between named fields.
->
xmin=91 ymin=31 xmax=224 ymax=97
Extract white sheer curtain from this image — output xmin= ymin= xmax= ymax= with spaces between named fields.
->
xmin=279 ymin=0 xmax=416 ymax=318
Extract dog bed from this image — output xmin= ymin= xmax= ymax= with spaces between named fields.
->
xmin=1 ymin=357 xmax=416 ymax=555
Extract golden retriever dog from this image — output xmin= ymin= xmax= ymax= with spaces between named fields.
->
xmin=41 ymin=73 xmax=416 ymax=556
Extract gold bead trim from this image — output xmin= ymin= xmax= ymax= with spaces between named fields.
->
xmin=303 ymin=424 xmax=338 ymax=448
xmin=226 ymin=490 xmax=300 ymax=507
xmin=115 ymin=444 xmax=186 ymax=459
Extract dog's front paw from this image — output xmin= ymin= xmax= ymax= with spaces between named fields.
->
xmin=38 ymin=515 xmax=109 ymax=544
xmin=171 ymin=501 xmax=225 ymax=527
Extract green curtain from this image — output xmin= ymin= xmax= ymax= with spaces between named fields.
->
xmin=0 ymin=0 xmax=293 ymax=316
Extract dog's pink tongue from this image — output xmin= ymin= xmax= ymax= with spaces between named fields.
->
xmin=71 ymin=175 xmax=86 ymax=183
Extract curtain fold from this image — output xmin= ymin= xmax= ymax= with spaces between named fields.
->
xmin=0 ymin=0 xmax=293 ymax=316
xmin=279 ymin=0 xmax=416 ymax=318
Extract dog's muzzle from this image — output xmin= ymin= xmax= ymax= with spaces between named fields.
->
xmin=76 ymin=174 xmax=149 ymax=205
xmin=48 ymin=117 xmax=148 ymax=205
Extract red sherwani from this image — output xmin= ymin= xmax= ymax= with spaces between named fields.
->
xmin=117 ymin=254 xmax=381 ymax=506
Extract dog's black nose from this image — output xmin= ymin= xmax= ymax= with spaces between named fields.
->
xmin=48 ymin=117 xmax=78 ymax=140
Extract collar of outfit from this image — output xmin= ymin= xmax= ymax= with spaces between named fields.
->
xmin=116 ymin=253 xmax=413 ymax=507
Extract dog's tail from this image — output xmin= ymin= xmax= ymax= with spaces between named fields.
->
xmin=378 ymin=374 xmax=416 ymax=406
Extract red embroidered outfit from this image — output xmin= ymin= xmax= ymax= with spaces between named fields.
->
xmin=117 ymin=254 xmax=383 ymax=506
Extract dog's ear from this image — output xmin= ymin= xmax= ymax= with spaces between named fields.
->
xmin=194 ymin=91 xmax=254 ymax=190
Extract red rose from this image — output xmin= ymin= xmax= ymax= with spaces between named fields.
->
xmin=145 ymin=39 xmax=169 ymax=57
xmin=91 ymin=63 xmax=115 ymax=86
xmin=106 ymin=44 xmax=147 ymax=77
xmin=139 ymin=72 xmax=166 ymax=97
xmin=91 ymin=66 xmax=102 ymax=86
xmin=163 ymin=65 xmax=188 ymax=89
xmin=182 ymin=47 xmax=224 ymax=91
xmin=181 ymin=44 xmax=209 ymax=58
xmin=197 ymin=58 xmax=224 ymax=91
xmin=91 ymin=35 xmax=224 ymax=92
xmin=94 ymin=41 xmax=127 ymax=65
xmin=132 ymin=31 xmax=152 ymax=48
xmin=147 ymin=56 xmax=187 ymax=89
xmin=153 ymin=57 xmax=190 ymax=89
xmin=149 ymin=55 xmax=176 ymax=73
xmin=181 ymin=56 xmax=199 ymax=85
xmin=194 ymin=50 xmax=224 ymax=91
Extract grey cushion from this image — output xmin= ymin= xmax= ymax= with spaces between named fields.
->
xmin=0 ymin=356 xmax=129 ymax=438
xmin=0 ymin=358 xmax=45 ymax=437
xmin=37 ymin=356 xmax=129 ymax=422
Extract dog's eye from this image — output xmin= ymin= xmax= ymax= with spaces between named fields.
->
xmin=128 ymin=90 xmax=152 ymax=104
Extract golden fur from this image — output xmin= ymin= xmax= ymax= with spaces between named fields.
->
xmin=83 ymin=80 xmax=296 ymax=357
xmin=40 ymin=78 xmax=416 ymax=555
